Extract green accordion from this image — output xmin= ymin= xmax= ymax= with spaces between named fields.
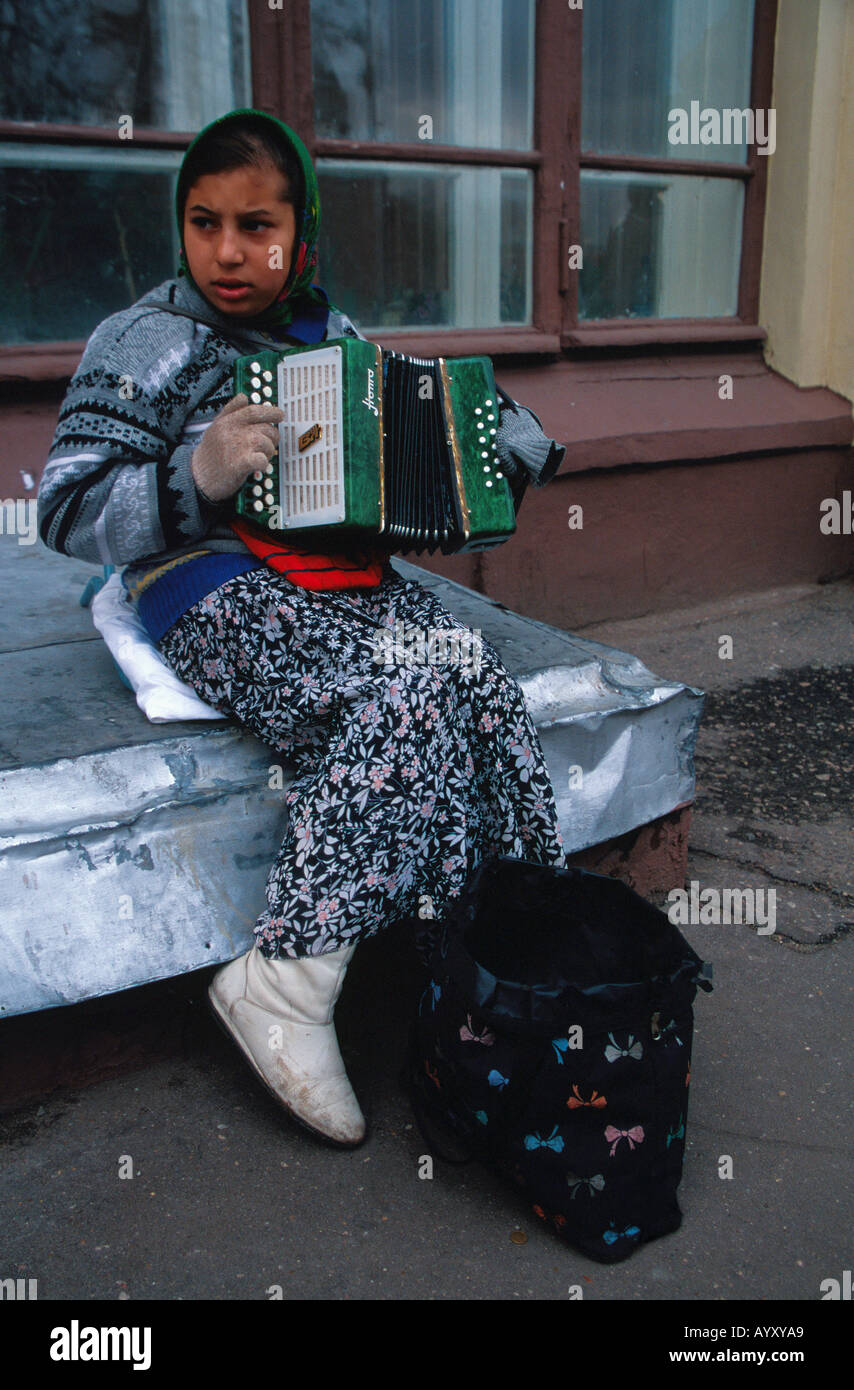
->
xmin=233 ymin=337 xmax=516 ymax=554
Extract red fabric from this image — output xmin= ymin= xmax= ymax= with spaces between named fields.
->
xmin=230 ymin=518 xmax=384 ymax=590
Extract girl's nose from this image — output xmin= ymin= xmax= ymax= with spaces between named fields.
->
xmin=216 ymin=226 xmax=244 ymax=263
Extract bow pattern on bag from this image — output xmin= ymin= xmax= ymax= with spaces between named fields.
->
xmin=566 ymin=1084 xmax=608 ymax=1110
xmin=566 ymin=1172 xmax=606 ymax=1198
xmin=603 ymin=1225 xmax=641 ymax=1246
xmin=604 ymin=1124 xmax=645 ymax=1157
xmin=459 ymin=1015 xmax=496 ymax=1046
xmin=666 ymin=1117 xmax=685 ymax=1148
xmin=524 ymin=1125 xmax=565 ymax=1153
xmin=604 ymin=1032 xmax=644 ymax=1063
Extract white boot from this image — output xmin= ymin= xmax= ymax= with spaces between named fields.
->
xmin=208 ymin=944 xmax=366 ymax=1147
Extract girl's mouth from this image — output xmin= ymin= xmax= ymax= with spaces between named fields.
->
xmin=213 ymin=281 xmax=252 ymax=301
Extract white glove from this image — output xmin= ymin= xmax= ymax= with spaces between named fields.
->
xmin=191 ymin=392 xmax=285 ymax=503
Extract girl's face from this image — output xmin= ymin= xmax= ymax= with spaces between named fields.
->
xmin=182 ymin=163 xmax=297 ymax=317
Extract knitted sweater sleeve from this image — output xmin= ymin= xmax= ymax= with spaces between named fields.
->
xmin=38 ymin=309 xmax=227 ymax=565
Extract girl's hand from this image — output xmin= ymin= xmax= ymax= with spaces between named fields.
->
xmin=191 ymin=392 xmax=285 ymax=503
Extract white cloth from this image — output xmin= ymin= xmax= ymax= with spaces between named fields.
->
xmin=90 ymin=573 xmax=226 ymax=723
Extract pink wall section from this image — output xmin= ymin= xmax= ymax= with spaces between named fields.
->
xmin=411 ymin=449 xmax=854 ymax=628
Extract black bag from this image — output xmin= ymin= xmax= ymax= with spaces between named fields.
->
xmin=407 ymin=857 xmax=712 ymax=1263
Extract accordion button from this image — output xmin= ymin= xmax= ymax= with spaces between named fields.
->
xmin=264 ymin=463 xmax=274 ymax=475
xmin=481 ymin=452 xmax=489 ymax=459
xmin=251 ymin=393 xmax=261 ymax=403
xmin=253 ymin=471 xmax=263 ymax=481
xmin=263 ymin=386 xmax=273 ymax=398
xmin=263 ymin=370 xmax=273 ymax=381
xmin=495 ymin=470 xmax=504 ymax=479
xmin=250 ymin=361 xmax=261 ymax=372
xmin=487 ymin=413 xmax=495 ymax=422
xmin=253 ymin=500 xmax=263 ymax=512
xmin=252 ymin=485 xmax=262 ymax=497
xmin=485 ymin=480 xmax=493 ymax=488
xmin=250 ymin=377 xmax=262 ymax=388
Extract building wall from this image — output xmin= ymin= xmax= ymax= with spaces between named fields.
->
xmin=761 ymin=0 xmax=854 ymax=405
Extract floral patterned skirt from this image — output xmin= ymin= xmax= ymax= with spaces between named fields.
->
xmin=158 ymin=566 xmax=565 ymax=958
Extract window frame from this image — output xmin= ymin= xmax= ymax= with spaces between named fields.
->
xmin=0 ymin=0 xmax=777 ymax=377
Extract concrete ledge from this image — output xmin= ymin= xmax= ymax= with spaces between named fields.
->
xmin=0 ymin=540 xmax=703 ymax=1020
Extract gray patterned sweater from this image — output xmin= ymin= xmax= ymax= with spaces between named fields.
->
xmin=37 ymin=276 xmax=363 ymax=592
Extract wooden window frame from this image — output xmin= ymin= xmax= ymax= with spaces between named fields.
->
xmin=0 ymin=0 xmax=777 ymax=379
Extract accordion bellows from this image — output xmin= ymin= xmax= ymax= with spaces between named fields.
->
xmin=234 ymin=338 xmax=517 ymax=555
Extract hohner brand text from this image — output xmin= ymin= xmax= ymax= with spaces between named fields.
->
xmin=363 ymin=368 xmax=379 ymax=416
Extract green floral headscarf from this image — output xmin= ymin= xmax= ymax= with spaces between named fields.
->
xmin=175 ymin=107 xmax=328 ymax=334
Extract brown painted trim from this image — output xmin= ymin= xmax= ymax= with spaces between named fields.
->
xmin=0 ymin=333 xmax=563 ymax=386
xmin=493 ymin=353 xmax=854 ymax=475
xmin=738 ymin=0 xmax=778 ymax=321
xmin=562 ymin=0 xmax=583 ymax=335
xmin=0 ymin=121 xmax=193 ymax=148
xmin=560 ymin=420 xmax=853 ymax=474
xmin=535 ymin=0 xmax=574 ymax=339
xmin=563 ymin=320 xmax=767 ymax=349
xmin=286 ymin=0 xmax=316 ymax=141
xmin=247 ymin=2 xmax=281 ymax=116
xmin=365 ymin=330 xmax=561 ymax=358
xmin=579 ymin=151 xmax=753 ymax=180
xmin=314 ymin=139 xmax=542 ymax=168
xmin=247 ymin=0 xmax=314 ymax=137
xmin=0 ymin=343 xmax=85 ymax=383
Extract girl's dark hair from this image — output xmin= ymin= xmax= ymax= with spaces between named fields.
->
xmin=177 ymin=116 xmax=304 ymax=222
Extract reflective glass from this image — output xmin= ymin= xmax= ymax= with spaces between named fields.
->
xmin=582 ymin=0 xmax=757 ymax=164
xmin=0 ymin=146 xmax=182 ymax=344
xmin=317 ymin=162 xmax=533 ymax=330
xmin=579 ymin=170 xmax=744 ymax=319
xmin=0 ymin=0 xmax=251 ymax=130
xmin=312 ymin=0 xmax=535 ymax=150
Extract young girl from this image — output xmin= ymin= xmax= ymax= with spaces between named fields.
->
xmin=38 ymin=108 xmax=566 ymax=1149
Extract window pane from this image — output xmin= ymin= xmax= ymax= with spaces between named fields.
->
xmin=311 ymin=0 xmax=535 ymax=149
xmin=579 ymin=170 xmax=744 ymax=319
xmin=317 ymin=162 xmax=532 ymax=330
xmin=582 ymin=0 xmax=757 ymax=164
xmin=0 ymin=0 xmax=251 ymax=130
xmin=0 ymin=145 xmax=182 ymax=344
